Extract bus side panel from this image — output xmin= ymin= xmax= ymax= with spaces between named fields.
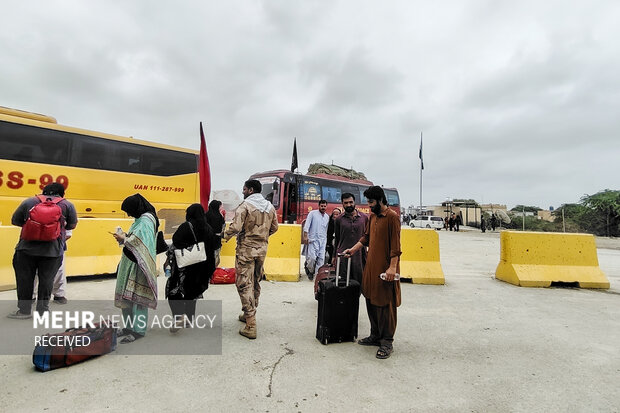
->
xmin=0 ymin=160 xmax=198 ymax=228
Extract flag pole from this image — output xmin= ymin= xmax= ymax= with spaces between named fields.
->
xmin=419 ymin=131 xmax=423 ymax=216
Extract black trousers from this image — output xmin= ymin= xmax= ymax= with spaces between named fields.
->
xmin=365 ymin=298 xmax=398 ymax=349
xmin=168 ymin=298 xmax=197 ymax=321
xmin=13 ymin=251 xmax=63 ymax=314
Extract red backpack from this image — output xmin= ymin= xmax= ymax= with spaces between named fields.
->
xmin=20 ymin=195 xmax=64 ymax=241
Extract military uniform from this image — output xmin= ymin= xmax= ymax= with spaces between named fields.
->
xmin=224 ymin=195 xmax=278 ymax=325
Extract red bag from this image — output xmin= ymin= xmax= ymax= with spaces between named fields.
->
xmin=211 ymin=267 xmax=236 ymax=284
xmin=21 ymin=195 xmax=64 ymax=241
xmin=33 ymin=322 xmax=117 ymax=372
xmin=314 ymin=264 xmax=336 ymax=299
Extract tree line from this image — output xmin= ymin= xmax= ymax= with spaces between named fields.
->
xmin=506 ymin=189 xmax=619 ymax=237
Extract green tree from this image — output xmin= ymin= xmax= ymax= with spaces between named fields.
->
xmin=511 ymin=205 xmax=542 ymax=213
xmin=580 ymin=190 xmax=620 ymax=237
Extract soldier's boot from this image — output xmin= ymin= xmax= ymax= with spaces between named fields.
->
xmin=239 ymin=316 xmax=256 ymax=339
xmin=238 ymin=313 xmax=246 ymax=323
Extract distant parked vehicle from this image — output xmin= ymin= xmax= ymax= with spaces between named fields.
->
xmin=409 ymin=215 xmax=444 ymax=230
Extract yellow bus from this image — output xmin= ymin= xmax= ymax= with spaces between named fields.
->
xmin=0 ymin=106 xmax=200 ymax=233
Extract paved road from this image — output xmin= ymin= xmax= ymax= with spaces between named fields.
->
xmin=2 ymin=230 xmax=619 ymax=412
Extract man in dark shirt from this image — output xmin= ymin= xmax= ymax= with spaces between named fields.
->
xmin=333 ymin=192 xmax=367 ymax=284
xmin=8 ymin=183 xmax=78 ymax=318
xmin=344 ymin=186 xmax=401 ymax=359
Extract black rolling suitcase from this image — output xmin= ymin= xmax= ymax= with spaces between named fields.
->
xmin=316 ymin=256 xmax=360 ymax=345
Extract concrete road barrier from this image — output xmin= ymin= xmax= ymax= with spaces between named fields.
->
xmin=0 ymin=226 xmax=21 ymax=291
xmin=220 ymin=224 xmax=301 ymax=282
xmin=495 ymin=230 xmax=609 ymax=288
xmin=400 ymin=228 xmax=445 ymax=285
xmin=0 ymin=218 xmax=166 ymax=292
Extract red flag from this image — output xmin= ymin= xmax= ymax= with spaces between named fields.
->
xmin=199 ymin=122 xmax=211 ymax=211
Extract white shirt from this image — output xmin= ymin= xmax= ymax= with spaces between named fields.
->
xmin=304 ymin=209 xmax=329 ymax=242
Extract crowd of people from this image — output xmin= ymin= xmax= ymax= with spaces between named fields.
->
xmin=7 ymin=181 xmax=401 ymax=359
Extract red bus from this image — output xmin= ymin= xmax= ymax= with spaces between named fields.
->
xmin=249 ymin=169 xmax=401 ymax=224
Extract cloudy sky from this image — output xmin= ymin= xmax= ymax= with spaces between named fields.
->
xmin=2 ymin=1 xmax=619 ymax=210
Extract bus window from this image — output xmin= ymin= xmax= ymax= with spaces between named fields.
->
xmin=385 ymin=189 xmax=400 ymax=206
xmin=141 ymin=146 xmax=198 ymax=176
xmin=359 ymin=187 xmax=369 ymax=205
xmin=340 ymin=185 xmax=358 ymax=202
xmin=321 ymin=185 xmax=341 ymax=204
xmin=72 ymin=139 xmax=112 ymax=170
xmin=0 ymin=121 xmax=70 ymax=165
xmin=115 ymin=142 xmax=143 ymax=173
xmin=302 ymin=180 xmax=321 ymax=201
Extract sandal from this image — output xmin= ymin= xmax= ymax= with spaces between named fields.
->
xmin=376 ymin=346 xmax=393 ymax=359
xmin=120 ymin=333 xmax=143 ymax=344
xmin=358 ymin=336 xmax=380 ymax=346
xmin=117 ymin=328 xmax=133 ymax=337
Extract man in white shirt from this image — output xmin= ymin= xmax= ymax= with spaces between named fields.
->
xmin=303 ymin=200 xmax=329 ymax=280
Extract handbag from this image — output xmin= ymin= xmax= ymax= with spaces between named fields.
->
xmin=156 ymin=231 xmax=168 ymax=254
xmin=174 ymin=221 xmax=207 ymax=268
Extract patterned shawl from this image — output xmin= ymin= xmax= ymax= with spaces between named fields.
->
xmin=114 ymin=213 xmax=158 ymax=309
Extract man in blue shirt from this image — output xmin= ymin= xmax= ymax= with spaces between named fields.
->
xmin=303 ymin=200 xmax=329 ymax=280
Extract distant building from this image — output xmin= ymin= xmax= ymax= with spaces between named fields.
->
xmin=537 ymin=210 xmax=554 ymax=222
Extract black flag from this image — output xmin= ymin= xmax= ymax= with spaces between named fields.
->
xmin=419 ymin=132 xmax=424 ymax=170
xmin=291 ymin=138 xmax=298 ymax=172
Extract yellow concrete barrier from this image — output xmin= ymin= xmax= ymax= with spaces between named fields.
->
xmin=220 ymin=224 xmax=301 ymax=282
xmin=495 ymin=231 xmax=609 ymax=288
xmin=64 ymin=218 xmax=140 ymax=278
xmin=0 ymin=226 xmax=21 ymax=291
xmin=400 ymin=228 xmax=445 ymax=285
xmin=0 ymin=218 xmax=166 ymax=291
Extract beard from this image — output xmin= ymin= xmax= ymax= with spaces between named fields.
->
xmin=344 ymin=206 xmax=355 ymax=213
xmin=371 ymin=203 xmax=382 ymax=215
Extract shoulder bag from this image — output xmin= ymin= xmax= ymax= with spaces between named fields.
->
xmin=174 ymin=222 xmax=207 ymax=268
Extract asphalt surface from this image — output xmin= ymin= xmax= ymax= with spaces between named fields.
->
xmin=1 ymin=229 xmax=619 ymax=412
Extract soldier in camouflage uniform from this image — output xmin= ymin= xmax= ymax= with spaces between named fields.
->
xmin=223 ymin=179 xmax=278 ymax=339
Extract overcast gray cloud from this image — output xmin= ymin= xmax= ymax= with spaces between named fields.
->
xmin=1 ymin=0 xmax=618 ymax=210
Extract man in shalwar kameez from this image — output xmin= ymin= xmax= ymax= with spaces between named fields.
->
xmin=344 ymin=186 xmax=401 ymax=359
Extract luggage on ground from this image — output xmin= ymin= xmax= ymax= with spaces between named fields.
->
xmin=314 ymin=263 xmax=335 ymax=299
xmin=211 ymin=267 xmax=236 ymax=284
xmin=33 ymin=322 xmax=117 ymax=372
xmin=316 ymin=256 xmax=360 ymax=345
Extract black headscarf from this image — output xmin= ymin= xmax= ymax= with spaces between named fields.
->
xmin=206 ymin=200 xmax=225 ymax=230
xmin=186 ymin=203 xmax=207 ymax=232
xmin=208 ymin=200 xmax=222 ymax=213
xmin=121 ymin=193 xmax=160 ymax=231
xmin=173 ymin=203 xmax=213 ymax=250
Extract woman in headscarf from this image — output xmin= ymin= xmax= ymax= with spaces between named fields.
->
xmin=166 ymin=203 xmax=216 ymax=332
xmin=205 ymin=200 xmax=225 ymax=268
xmin=112 ymin=194 xmax=158 ymax=343
xmin=325 ymin=207 xmax=342 ymax=263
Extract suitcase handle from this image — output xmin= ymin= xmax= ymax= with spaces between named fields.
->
xmin=335 ymin=255 xmax=352 ymax=287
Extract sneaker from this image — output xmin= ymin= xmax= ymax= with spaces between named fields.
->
xmin=7 ymin=310 xmax=32 ymax=320
xmin=53 ymin=296 xmax=68 ymax=304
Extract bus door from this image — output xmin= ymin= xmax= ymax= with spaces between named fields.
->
xmin=282 ymin=173 xmax=298 ymax=223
